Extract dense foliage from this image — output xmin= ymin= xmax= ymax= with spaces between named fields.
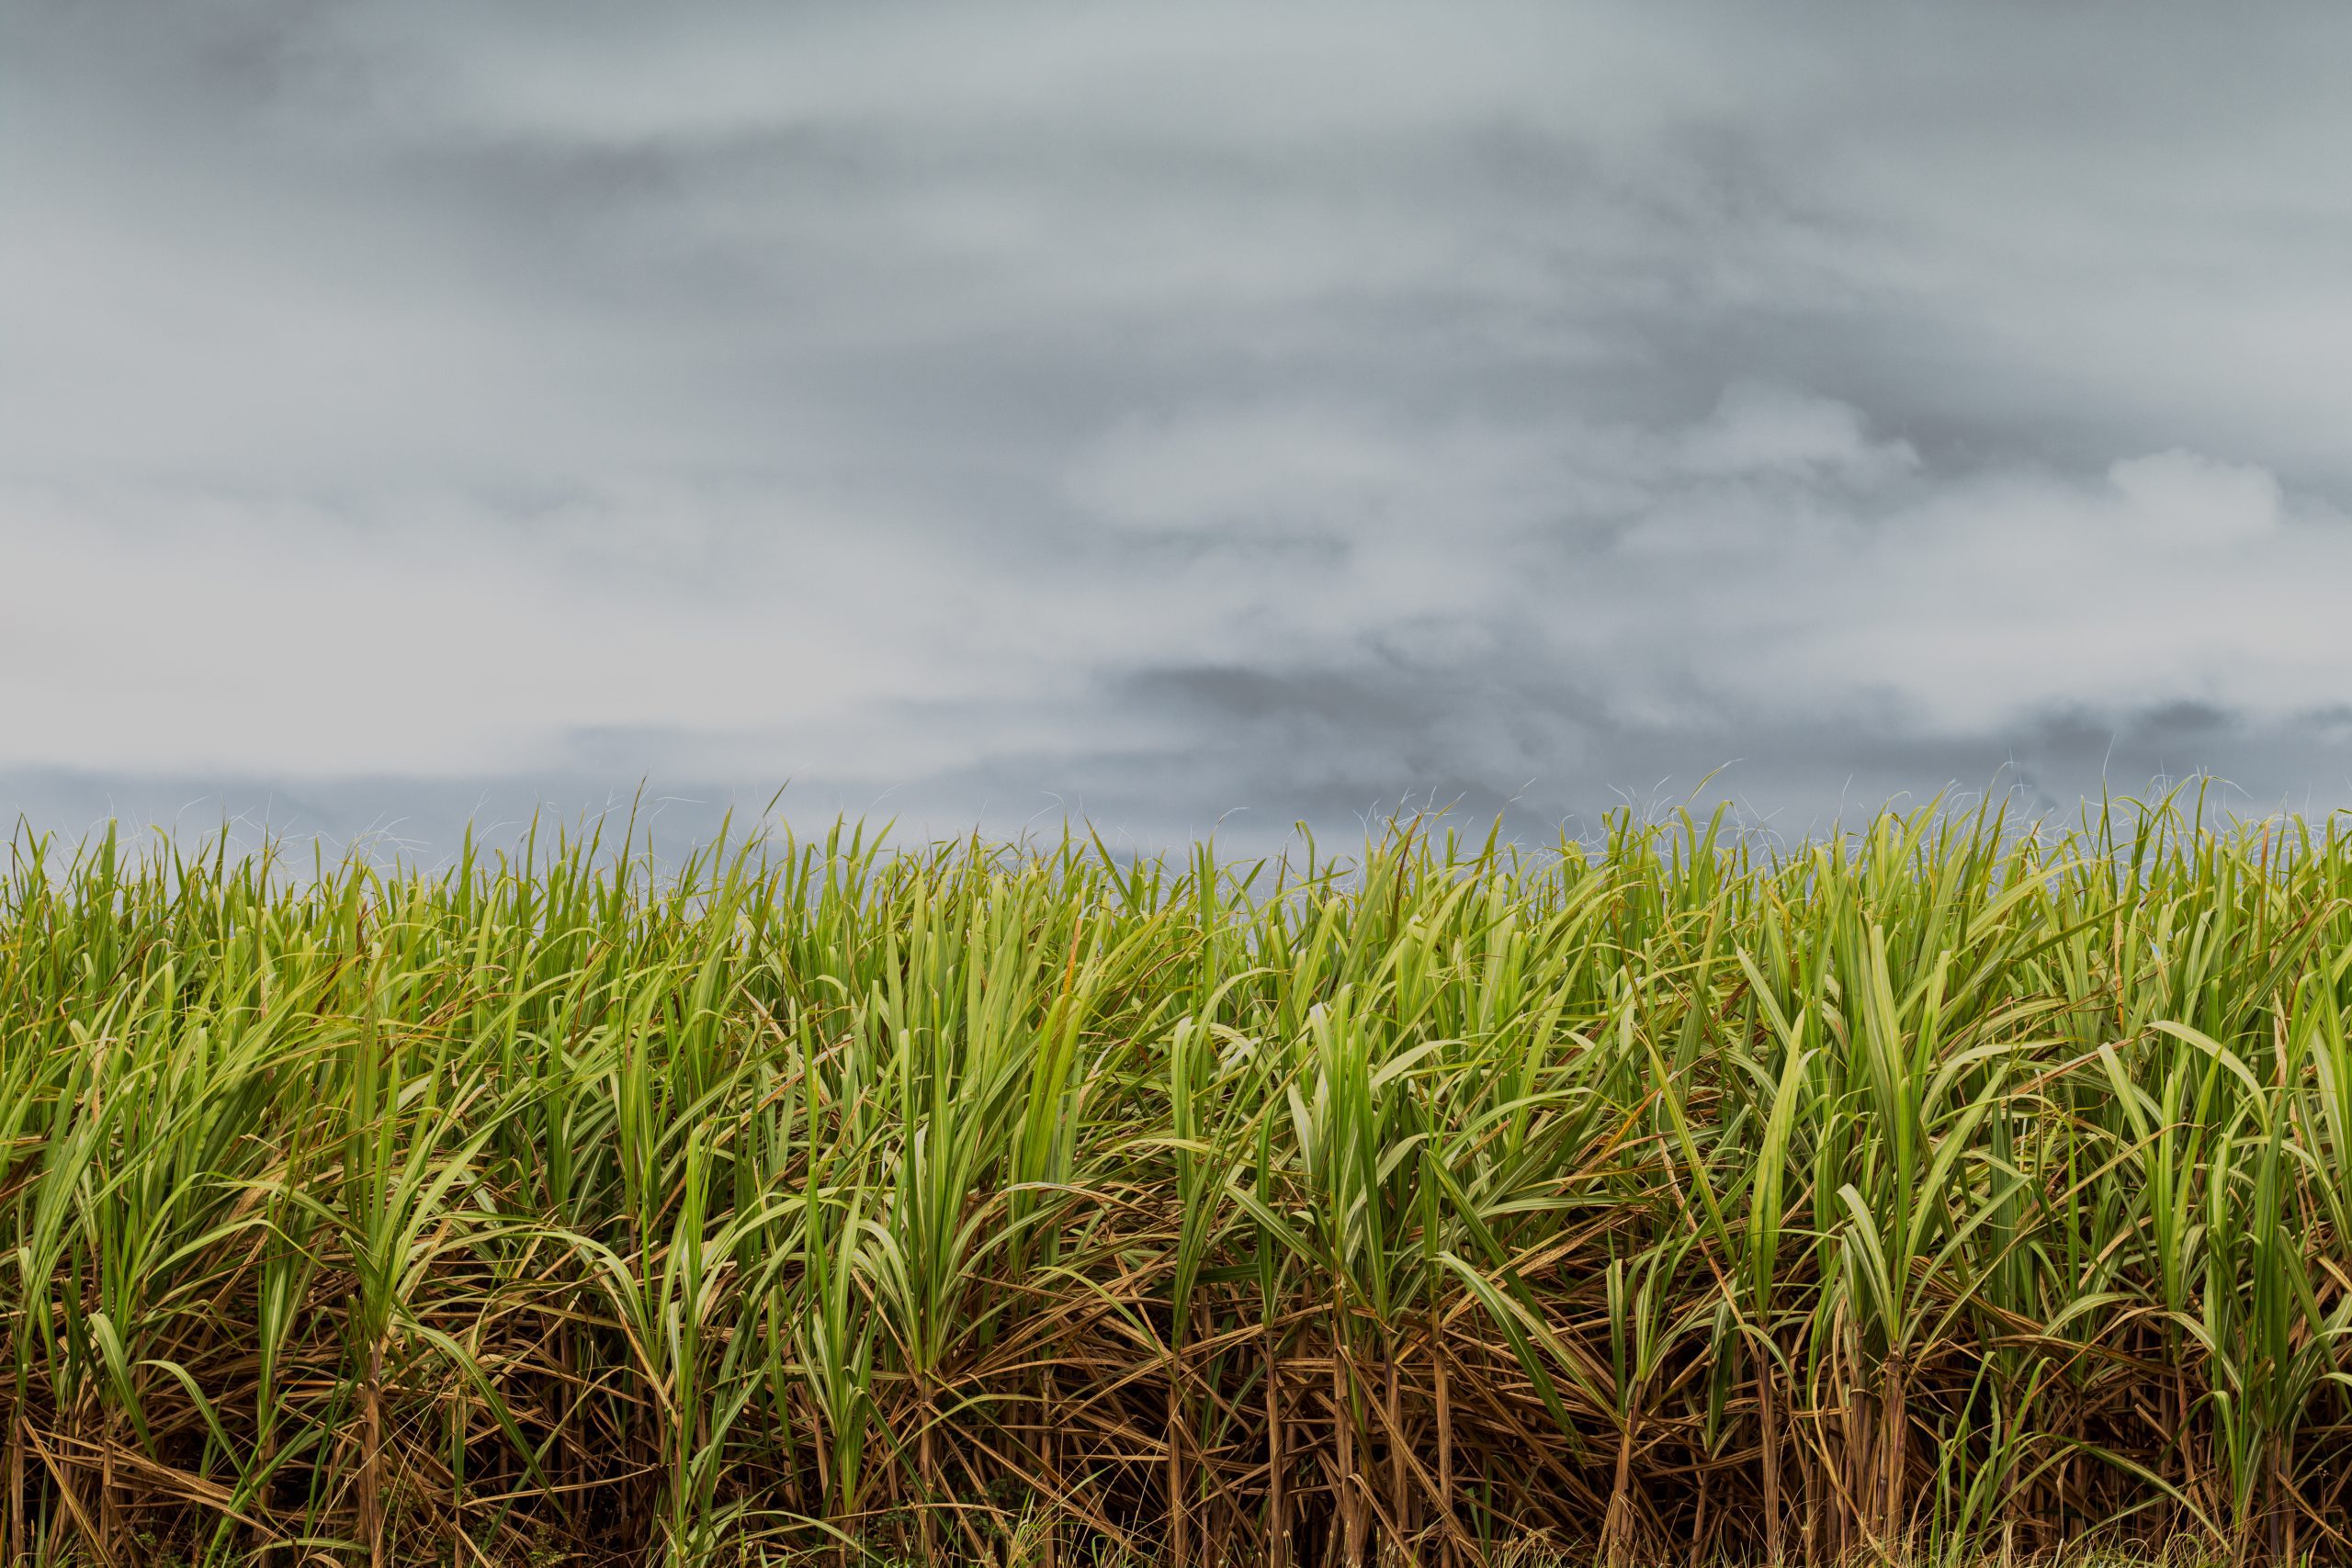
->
xmin=5 ymin=795 xmax=2352 ymax=1565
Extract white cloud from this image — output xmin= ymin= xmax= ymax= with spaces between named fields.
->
xmin=1058 ymin=387 xmax=2352 ymax=752
xmin=0 ymin=479 xmax=1017 ymax=776
xmin=1064 ymin=403 xmax=1605 ymax=535
xmin=1587 ymin=446 xmax=2348 ymax=734
xmin=2106 ymin=450 xmax=2282 ymax=544
xmin=1676 ymin=383 xmax=1917 ymax=483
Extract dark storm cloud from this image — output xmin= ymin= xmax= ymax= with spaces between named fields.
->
xmin=7 ymin=0 xmax=2352 ymax=845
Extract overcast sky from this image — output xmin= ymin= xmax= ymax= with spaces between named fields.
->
xmin=7 ymin=1 xmax=2352 ymax=851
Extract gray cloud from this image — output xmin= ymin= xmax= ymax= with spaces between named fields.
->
xmin=6 ymin=0 xmax=2352 ymax=846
